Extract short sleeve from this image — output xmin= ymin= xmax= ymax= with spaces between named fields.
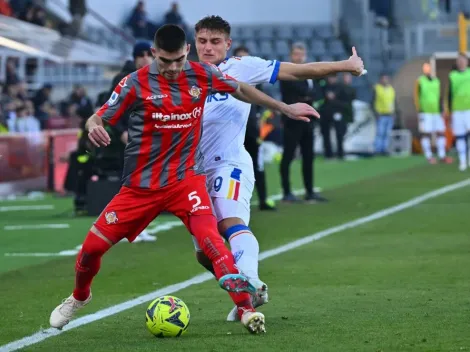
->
xmin=96 ymin=75 xmax=137 ymax=126
xmin=203 ymin=62 xmax=239 ymax=95
xmin=232 ymin=56 xmax=280 ymax=85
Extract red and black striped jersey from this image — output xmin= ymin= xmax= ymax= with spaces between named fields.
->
xmin=96 ymin=60 xmax=239 ymax=189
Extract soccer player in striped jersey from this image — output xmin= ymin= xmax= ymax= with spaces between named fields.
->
xmin=193 ymin=16 xmax=365 ymax=321
xmin=49 ymin=24 xmax=318 ymax=334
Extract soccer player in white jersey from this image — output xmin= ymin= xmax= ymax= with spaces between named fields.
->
xmin=193 ymin=16 xmax=365 ymax=321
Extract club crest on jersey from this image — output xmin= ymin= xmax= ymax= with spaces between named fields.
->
xmin=118 ymin=76 xmax=128 ymax=88
xmin=105 ymin=211 xmax=118 ymax=224
xmin=188 ymin=85 xmax=202 ymax=99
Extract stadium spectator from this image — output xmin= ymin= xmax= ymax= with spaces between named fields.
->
xmin=164 ymin=2 xmax=185 ymax=29
xmin=319 ymin=74 xmax=349 ymax=160
xmin=19 ymin=3 xmax=35 ymax=23
xmin=6 ymin=59 xmax=19 ymax=86
xmin=279 ymin=42 xmax=327 ymax=203
xmin=68 ymin=85 xmax=94 ymax=121
xmin=127 ymin=1 xmax=149 ymax=39
xmin=0 ymin=0 xmax=12 ymax=17
xmin=33 ymin=83 xmax=53 ymax=129
xmin=372 ymin=73 xmax=396 ymax=155
xmin=107 ymin=41 xmax=152 ymax=101
xmin=10 ymin=0 xmax=28 ymax=17
xmin=12 ymin=104 xmax=40 ymax=133
xmin=334 ymin=72 xmax=357 ymax=158
xmin=67 ymin=0 xmax=87 ymax=37
xmin=31 ymin=6 xmax=46 ymax=27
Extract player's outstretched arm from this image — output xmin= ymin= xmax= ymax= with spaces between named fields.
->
xmin=277 ymin=47 xmax=365 ymax=80
xmin=85 ymin=113 xmax=111 ymax=147
xmin=232 ymin=82 xmax=319 ymax=122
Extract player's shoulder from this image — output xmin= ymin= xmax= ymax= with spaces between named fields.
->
xmin=117 ymin=69 xmax=140 ymax=88
xmin=194 ymin=60 xmax=218 ymax=72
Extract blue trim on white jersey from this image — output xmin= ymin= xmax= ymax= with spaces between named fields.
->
xmin=217 ymin=57 xmax=230 ymax=67
xmin=269 ymin=61 xmax=281 ymax=84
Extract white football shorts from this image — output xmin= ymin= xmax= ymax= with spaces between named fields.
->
xmin=192 ymin=161 xmax=254 ymax=251
xmin=452 ymin=110 xmax=470 ymax=136
xmin=418 ymin=113 xmax=445 ymax=134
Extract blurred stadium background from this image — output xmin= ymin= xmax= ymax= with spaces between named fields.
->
xmin=1 ymin=0 xmax=470 ymax=197
xmin=1 ymin=1 xmax=470 ymax=351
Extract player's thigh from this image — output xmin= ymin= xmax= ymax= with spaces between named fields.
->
xmin=212 ymin=197 xmax=251 ymax=226
xmin=452 ymin=111 xmax=467 ymax=136
xmin=206 ymin=163 xmax=254 ymax=209
xmin=431 ymin=114 xmax=446 ymax=133
xmin=94 ymin=187 xmax=161 ymax=243
xmin=167 ymin=174 xmax=216 ymax=228
xmin=418 ymin=113 xmax=433 ymax=134
xmin=464 ymin=110 xmax=470 ymax=131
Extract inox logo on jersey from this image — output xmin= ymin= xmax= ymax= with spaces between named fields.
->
xmin=152 ymin=107 xmax=202 ymax=122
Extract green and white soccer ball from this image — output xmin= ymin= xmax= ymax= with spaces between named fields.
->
xmin=145 ymin=295 xmax=190 ymax=338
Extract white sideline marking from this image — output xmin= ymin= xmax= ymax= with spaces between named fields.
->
xmin=0 ymin=205 xmax=54 ymax=212
xmin=4 ymin=224 xmax=70 ymax=231
xmin=1 ymin=178 xmax=469 ymax=352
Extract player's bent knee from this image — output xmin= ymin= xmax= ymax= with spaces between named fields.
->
xmin=222 ymin=223 xmax=253 ymax=242
xmin=217 ymin=217 xmax=245 ymax=236
xmin=81 ymin=226 xmax=113 ymax=255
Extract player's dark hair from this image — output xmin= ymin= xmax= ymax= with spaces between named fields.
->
xmin=195 ymin=15 xmax=231 ymax=36
xmin=233 ymin=46 xmax=249 ymax=56
xmin=154 ymin=24 xmax=187 ymax=52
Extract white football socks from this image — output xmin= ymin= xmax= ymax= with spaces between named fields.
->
xmin=456 ymin=138 xmax=467 ymax=167
xmin=229 ymin=230 xmax=259 ymax=280
xmin=436 ymin=136 xmax=446 ymax=159
xmin=420 ymin=137 xmax=433 ymax=160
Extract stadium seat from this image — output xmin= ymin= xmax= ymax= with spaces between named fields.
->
xmin=314 ymin=25 xmax=334 ymax=40
xmin=308 ymin=40 xmax=327 ymax=56
xmin=239 ymin=27 xmax=256 ymax=40
xmin=274 ymin=40 xmax=290 ymax=55
xmin=295 ymin=26 xmax=314 ymax=40
xmin=259 ymin=41 xmax=274 ymax=57
xmin=258 ymin=26 xmax=275 ymax=40
xmin=277 ymin=26 xmax=294 ymax=40
xmin=231 ymin=26 xmax=242 ymax=39
xmin=328 ymin=39 xmax=346 ymax=56
xmin=244 ymin=40 xmax=259 ymax=55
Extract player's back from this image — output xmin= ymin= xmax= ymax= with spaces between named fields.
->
xmin=96 ymin=60 xmax=239 ymax=190
xmin=200 ymin=56 xmax=279 ymax=171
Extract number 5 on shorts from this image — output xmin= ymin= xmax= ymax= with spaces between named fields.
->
xmin=188 ymin=191 xmax=201 ymax=208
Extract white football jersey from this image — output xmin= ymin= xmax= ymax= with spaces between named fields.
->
xmin=200 ymin=56 xmax=280 ymax=170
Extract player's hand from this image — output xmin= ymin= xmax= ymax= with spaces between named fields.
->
xmin=283 ymin=103 xmax=320 ymax=122
xmin=88 ymin=125 xmax=111 ymax=147
xmin=348 ymin=47 xmax=365 ymax=76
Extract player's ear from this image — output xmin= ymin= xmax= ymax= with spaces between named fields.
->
xmin=226 ymin=37 xmax=232 ymax=52
xmin=186 ymin=43 xmax=191 ymax=55
xmin=151 ymin=47 xmax=157 ymax=58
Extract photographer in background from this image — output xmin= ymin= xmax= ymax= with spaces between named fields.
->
xmin=279 ymin=42 xmax=327 ymax=203
xmin=234 ymin=45 xmax=276 ymax=211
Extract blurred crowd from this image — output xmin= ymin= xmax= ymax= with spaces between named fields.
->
xmin=0 ymin=58 xmax=94 ymax=133
xmin=126 ymin=1 xmax=189 ymax=40
xmin=1 ymin=0 xmax=52 ymax=28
